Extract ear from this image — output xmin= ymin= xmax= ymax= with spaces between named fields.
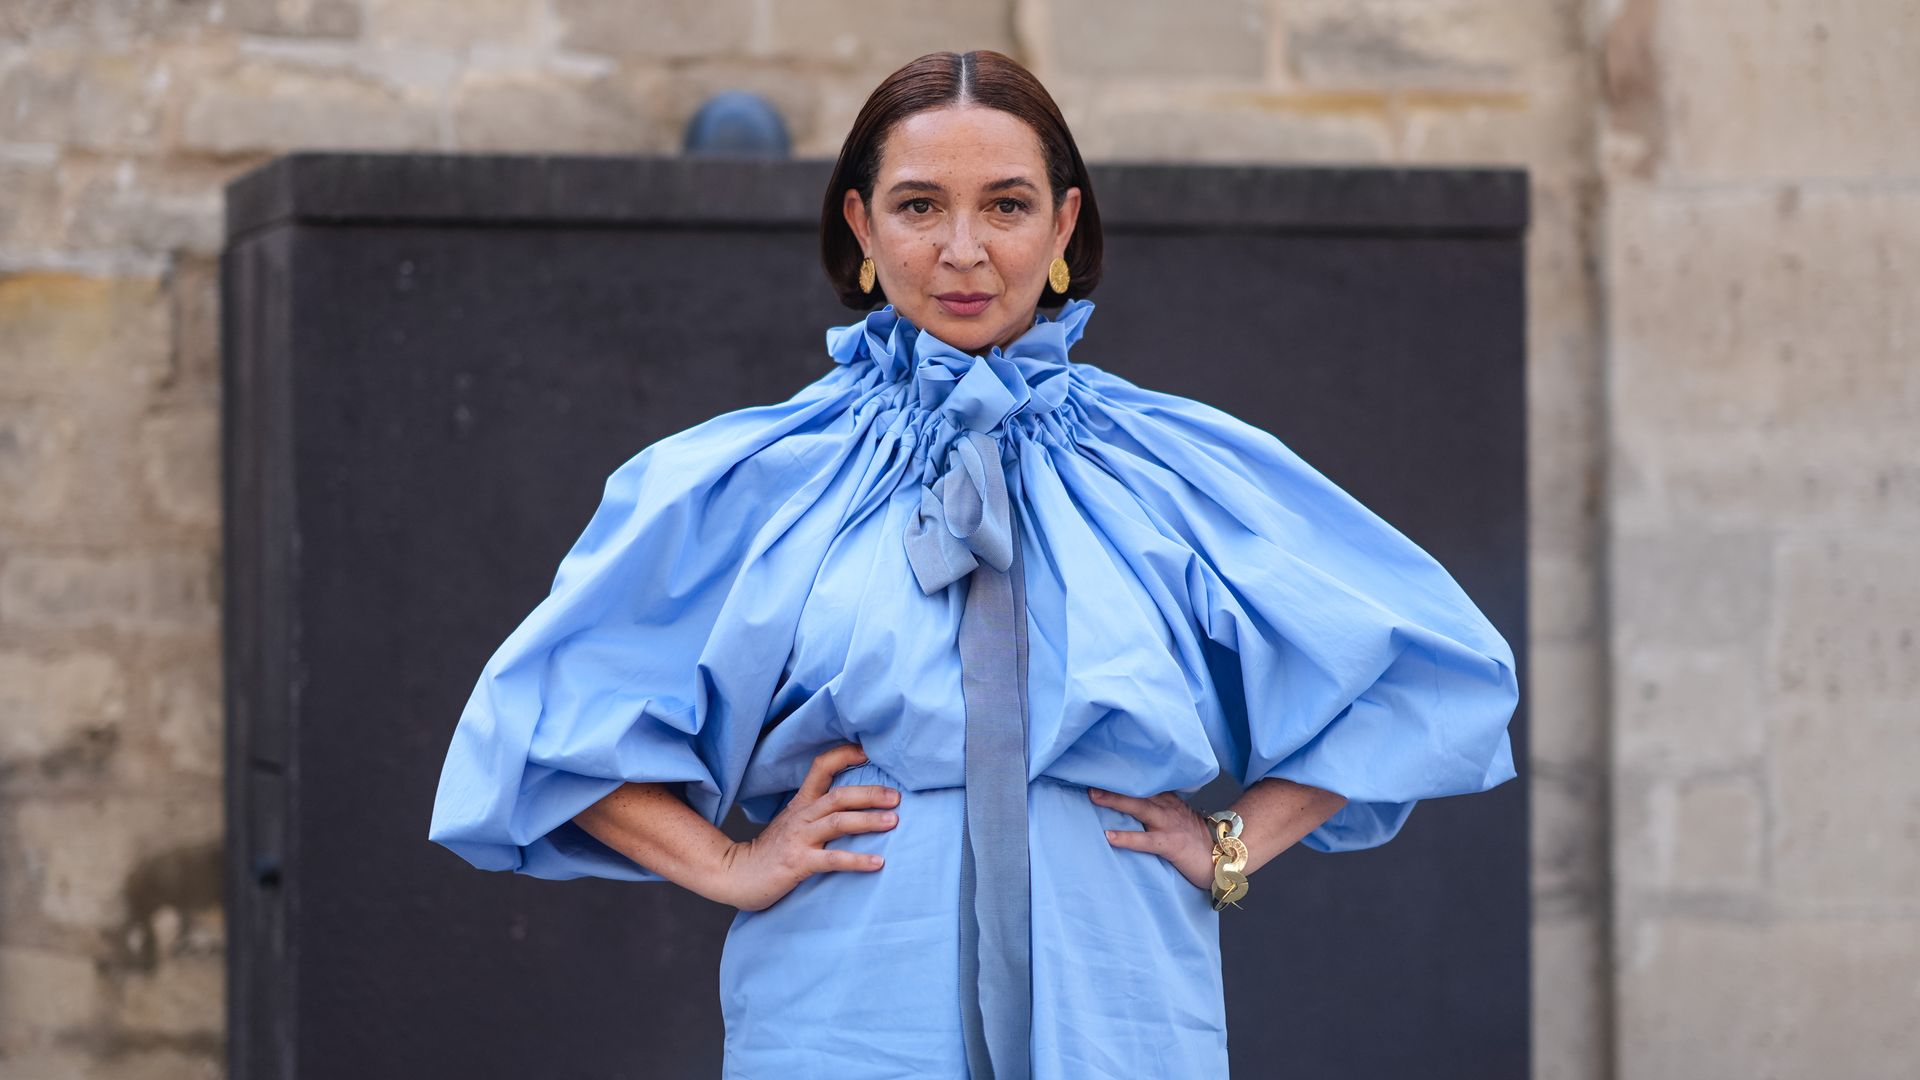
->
xmin=1053 ymin=186 xmax=1082 ymax=256
xmin=842 ymin=189 xmax=872 ymax=254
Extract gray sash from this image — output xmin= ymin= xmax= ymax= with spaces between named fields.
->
xmin=905 ymin=430 xmax=1032 ymax=1080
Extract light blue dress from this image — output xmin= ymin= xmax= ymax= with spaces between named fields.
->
xmin=428 ymin=298 xmax=1520 ymax=1078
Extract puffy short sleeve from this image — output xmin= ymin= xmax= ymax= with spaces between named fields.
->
xmin=1077 ymin=368 xmax=1520 ymax=853
xmin=427 ymin=373 xmax=856 ymax=881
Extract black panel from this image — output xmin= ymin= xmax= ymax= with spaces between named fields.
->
xmin=223 ymin=153 xmax=1530 ymax=1079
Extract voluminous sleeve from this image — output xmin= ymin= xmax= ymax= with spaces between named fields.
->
xmin=427 ymin=375 xmax=855 ymax=881
xmin=1078 ymin=368 xmax=1519 ymax=853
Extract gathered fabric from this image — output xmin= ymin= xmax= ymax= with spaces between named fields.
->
xmin=429 ymin=297 xmax=1520 ymax=1078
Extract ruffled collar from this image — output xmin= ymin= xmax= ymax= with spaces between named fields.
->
xmin=826 ymin=298 xmax=1095 ymax=435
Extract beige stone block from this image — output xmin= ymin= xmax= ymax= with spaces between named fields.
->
xmin=1615 ymin=646 xmax=1765 ymax=774
xmin=0 ymin=398 xmax=150 ymax=544
xmin=0 ymin=550 xmax=218 ymax=637
xmin=652 ymin=62 xmax=822 ymax=151
xmin=1532 ymin=758 xmax=1606 ymax=912
xmin=1047 ymin=0 xmax=1265 ymax=81
xmin=88 ymin=1047 xmax=222 ymax=1080
xmin=11 ymin=795 xmax=219 ymax=932
xmin=60 ymin=156 xmax=232 ymax=258
xmin=0 ymin=154 xmax=64 ymax=254
xmin=116 ymin=952 xmax=222 ymax=1037
xmin=1282 ymin=0 xmax=1577 ymax=91
xmin=217 ymin=0 xmax=360 ymax=38
xmin=145 ymin=661 xmax=222 ymax=780
xmin=1524 ymin=177 xmax=1604 ymax=554
xmin=1531 ymin=546 xmax=1600 ymax=642
xmin=449 ymin=68 xmax=667 ymax=154
xmin=0 ymin=945 xmax=98 ymax=1042
xmin=763 ymin=0 xmax=1016 ymax=68
xmin=1528 ymin=637 xmax=1606 ymax=765
xmin=361 ymin=0 xmax=541 ymax=50
xmin=0 ymin=47 xmax=167 ymax=151
xmin=0 ymin=273 xmax=170 ymax=398
xmin=1072 ymin=102 xmax=1391 ymax=164
xmin=0 ymin=401 xmax=79 ymax=526
xmin=0 ymin=1049 xmax=101 ymax=1080
xmin=0 ymin=649 xmax=129 ymax=772
xmin=1611 ymin=529 xmax=1771 ymax=650
xmin=1532 ymin=914 xmax=1609 ymax=1080
xmin=555 ymin=0 xmax=755 ymax=60
xmin=162 ymin=256 xmax=220 ymax=401
xmin=1613 ymin=424 xmax=1920 ymax=536
xmin=1770 ymin=704 xmax=1920 ymax=908
xmin=1608 ymin=185 xmax=1920 ymax=433
xmin=0 ymin=0 xmax=214 ymax=41
xmin=137 ymin=405 xmax=219 ymax=530
xmin=1657 ymin=0 xmax=1920 ymax=182
xmin=1400 ymin=61 xmax=1591 ymax=168
xmin=1773 ymin=531 xmax=1920 ymax=709
xmin=1616 ymin=771 xmax=1765 ymax=898
xmin=1618 ymin=916 xmax=1920 ymax=1077
xmin=180 ymin=59 xmax=441 ymax=154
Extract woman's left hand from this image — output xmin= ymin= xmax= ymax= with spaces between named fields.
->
xmin=1087 ymin=787 xmax=1218 ymax=893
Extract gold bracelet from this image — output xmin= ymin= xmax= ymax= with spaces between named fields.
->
xmin=1204 ymin=809 xmax=1250 ymax=910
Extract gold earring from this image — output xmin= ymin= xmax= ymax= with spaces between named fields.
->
xmin=859 ymin=256 xmax=876 ymax=294
xmin=1047 ymin=255 xmax=1070 ymax=294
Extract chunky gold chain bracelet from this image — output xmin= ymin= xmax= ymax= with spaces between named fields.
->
xmin=1204 ymin=809 xmax=1250 ymax=910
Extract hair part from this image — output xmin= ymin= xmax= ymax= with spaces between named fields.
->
xmin=819 ymin=49 xmax=1104 ymax=311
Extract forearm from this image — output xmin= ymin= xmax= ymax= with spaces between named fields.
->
xmin=1228 ymin=776 xmax=1347 ymax=876
xmin=572 ymin=782 xmax=735 ymax=902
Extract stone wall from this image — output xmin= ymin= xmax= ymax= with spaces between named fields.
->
xmin=0 ymin=2 xmax=1909 ymax=1077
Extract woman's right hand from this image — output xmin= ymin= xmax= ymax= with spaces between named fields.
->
xmin=716 ymin=742 xmax=900 ymax=912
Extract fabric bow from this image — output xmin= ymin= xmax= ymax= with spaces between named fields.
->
xmin=904 ymin=430 xmax=1013 ymax=594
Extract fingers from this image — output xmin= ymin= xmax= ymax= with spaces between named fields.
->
xmin=796 ymin=742 xmax=869 ymax=802
xmin=1086 ymin=785 xmax=1156 ymax=821
xmin=811 ymin=847 xmax=886 ymax=873
xmin=802 ymin=784 xmax=901 ymax=822
xmin=809 ymin=806 xmax=899 ymax=844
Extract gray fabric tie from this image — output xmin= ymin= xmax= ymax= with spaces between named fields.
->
xmin=904 ymin=429 xmax=1032 ymax=1080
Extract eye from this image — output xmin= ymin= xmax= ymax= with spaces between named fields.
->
xmin=898 ymin=197 xmax=934 ymax=215
xmin=994 ymin=197 xmax=1030 ymax=213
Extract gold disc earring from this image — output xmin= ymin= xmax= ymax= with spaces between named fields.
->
xmin=1047 ymin=255 xmax=1070 ymax=294
xmin=859 ymin=256 xmax=876 ymax=294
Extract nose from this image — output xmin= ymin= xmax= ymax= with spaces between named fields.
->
xmin=940 ymin=213 xmax=987 ymax=271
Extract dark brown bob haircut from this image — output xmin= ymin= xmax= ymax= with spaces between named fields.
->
xmin=820 ymin=49 xmax=1104 ymax=311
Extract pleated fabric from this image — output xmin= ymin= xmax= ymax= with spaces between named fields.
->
xmin=429 ymin=298 xmax=1520 ymax=1078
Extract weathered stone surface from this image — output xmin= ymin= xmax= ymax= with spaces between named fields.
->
xmin=1611 ymin=530 xmax=1771 ymax=650
xmin=0 ymin=273 xmax=171 ymax=398
xmin=1046 ymin=0 xmax=1263 ymax=80
xmin=0 ymin=944 xmax=98 ymax=1043
xmin=1532 ymin=915 xmax=1609 ymax=1080
xmin=1616 ymin=646 xmax=1765 ymax=774
xmin=554 ymin=0 xmax=755 ymax=60
xmin=361 ymin=0 xmax=542 ymax=50
xmin=0 ymin=649 xmax=128 ymax=777
xmin=180 ymin=59 xmax=441 ymax=153
xmin=1618 ymin=916 xmax=1920 ymax=1076
xmin=1656 ymin=0 xmax=1920 ymax=182
xmin=0 ymin=47 xmax=168 ymax=150
xmin=764 ymin=0 xmax=1017 ymax=68
xmin=1281 ymin=0 xmax=1568 ymax=90
xmin=1609 ymin=185 xmax=1920 ymax=434
xmin=0 ymin=550 xmax=219 ymax=637
xmin=217 ymin=0 xmax=360 ymax=40
xmin=449 ymin=67 xmax=667 ymax=153
xmin=9 ymin=795 xmax=219 ymax=932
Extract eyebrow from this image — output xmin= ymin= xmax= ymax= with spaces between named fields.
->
xmin=885 ymin=177 xmax=1041 ymax=197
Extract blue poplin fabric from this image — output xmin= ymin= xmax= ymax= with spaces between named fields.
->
xmin=428 ymin=298 xmax=1521 ymax=1077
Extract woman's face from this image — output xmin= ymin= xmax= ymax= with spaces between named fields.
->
xmin=843 ymin=105 xmax=1082 ymax=354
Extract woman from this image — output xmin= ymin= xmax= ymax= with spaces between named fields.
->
xmin=429 ymin=50 xmax=1519 ymax=1079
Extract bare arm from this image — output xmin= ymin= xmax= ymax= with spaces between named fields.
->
xmin=573 ymin=783 xmax=736 ymax=904
xmin=570 ymin=742 xmax=901 ymax=912
xmin=1088 ymin=775 xmax=1348 ymax=891
xmin=1226 ymin=776 xmax=1348 ymax=877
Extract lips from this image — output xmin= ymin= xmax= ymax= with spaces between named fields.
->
xmin=935 ymin=293 xmax=994 ymax=316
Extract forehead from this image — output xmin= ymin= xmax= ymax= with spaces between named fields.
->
xmin=877 ymin=106 xmax=1046 ymax=182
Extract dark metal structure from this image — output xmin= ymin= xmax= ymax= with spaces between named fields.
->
xmin=222 ymin=152 xmax=1530 ymax=1078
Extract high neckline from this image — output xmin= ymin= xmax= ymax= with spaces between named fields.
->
xmin=826 ymin=298 xmax=1096 ymax=383
xmin=825 ymin=298 xmax=1097 ymax=438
